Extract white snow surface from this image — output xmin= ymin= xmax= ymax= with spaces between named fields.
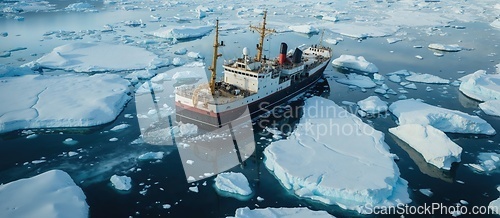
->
xmin=288 ymin=25 xmax=319 ymax=34
xmin=0 ymin=170 xmax=88 ymax=218
xmin=479 ymin=100 xmax=500 ymax=116
xmin=227 ymin=207 xmax=334 ymax=218
xmin=405 ymin=72 xmax=450 ymax=84
xmin=331 ymin=55 xmax=378 ymax=73
xmin=428 ymin=44 xmax=462 ymax=52
xmin=389 ymin=99 xmax=496 ymax=135
xmin=336 ymin=73 xmax=377 ymax=88
xmin=151 ymin=25 xmax=213 ymax=39
xmin=459 ymin=70 xmax=500 ymax=102
xmin=24 ymin=42 xmax=165 ymax=72
xmin=264 ymin=96 xmax=410 ymax=214
xmin=214 ymin=172 xmax=252 ymax=196
xmin=357 ymin=96 xmax=388 ymax=114
xmin=389 ymin=124 xmax=462 ymax=170
xmin=110 ymin=175 xmax=132 ymax=191
xmin=0 ymin=74 xmax=131 ymax=134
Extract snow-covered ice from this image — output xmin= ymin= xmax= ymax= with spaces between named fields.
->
xmin=65 ymin=3 xmax=95 ymax=12
xmin=490 ymin=19 xmax=500 ymax=29
xmin=264 ymin=96 xmax=410 ymax=214
xmin=0 ymin=74 xmax=131 ymax=134
xmin=331 ymin=55 xmax=378 ymax=73
xmin=110 ymin=175 xmax=132 ymax=191
xmin=419 ymin=188 xmax=433 ymax=197
xmin=389 ymin=99 xmax=496 ymax=135
xmin=336 ymin=73 xmax=377 ymax=88
xmin=24 ymin=42 xmax=167 ymax=72
xmin=389 ymin=124 xmax=462 ymax=170
xmin=466 ymin=153 xmax=500 ymax=173
xmin=357 ymin=96 xmax=388 ymax=115
xmin=179 ymin=123 xmax=198 ymax=136
xmin=227 ymin=207 xmax=334 ymax=218
xmin=288 ymin=25 xmax=319 ymax=34
xmin=63 ymin=138 xmax=78 ymax=146
xmin=110 ymin=124 xmax=130 ymax=132
xmin=489 ymin=186 xmax=500 ymax=215
xmin=151 ymin=26 xmax=213 ymax=40
xmin=214 ymin=172 xmax=252 ymax=196
xmin=0 ymin=170 xmax=88 ymax=218
xmin=459 ymin=70 xmax=500 ymax=102
xmin=479 ymin=100 xmax=500 ymax=116
xmin=138 ymin=152 xmax=164 ymax=160
xmin=405 ymin=72 xmax=450 ymax=84
xmin=428 ymin=44 xmax=462 ymax=52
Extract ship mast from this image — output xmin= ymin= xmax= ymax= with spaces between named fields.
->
xmin=209 ymin=19 xmax=222 ymax=94
xmin=250 ymin=11 xmax=275 ymax=62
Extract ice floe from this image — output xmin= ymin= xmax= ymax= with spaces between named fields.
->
xmin=357 ymin=96 xmax=388 ymax=115
xmin=214 ymin=172 xmax=252 ymax=196
xmin=151 ymin=26 xmax=213 ymax=40
xmin=466 ymin=152 xmax=500 ymax=173
xmin=138 ymin=151 xmax=164 ymax=160
xmin=0 ymin=74 xmax=131 ymax=134
xmin=336 ymin=73 xmax=376 ymax=88
xmin=110 ymin=175 xmax=132 ymax=191
xmin=331 ymin=55 xmax=378 ymax=73
xmin=405 ymin=72 xmax=450 ymax=84
xmin=428 ymin=43 xmax=462 ymax=52
xmin=459 ymin=70 xmax=500 ymax=102
xmin=489 ymin=186 xmax=500 ymax=215
xmin=389 ymin=99 xmax=495 ymax=135
xmin=0 ymin=64 xmax=35 ymax=77
xmin=110 ymin=124 xmax=130 ymax=132
xmin=0 ymin=170 xmax=88 ymax=218
xmin=24 ymin=42 xmax=167 ymax=72
xmin=65 ymin=2 xmax=95 ymax=12
xmin=264 ymin=96 xmax=410 ymax=214
xmin=228 ymin=207 xmax=334 ymax=218
xmin=491 ymin=19 xmax=500 ymax=29
xmin=389 ymin=124 xmax=462 ymax=170
xmin=479 ymin=100 xmax=500 ymax=116
xmin=288 ymin=25 xmax=319 ymax=34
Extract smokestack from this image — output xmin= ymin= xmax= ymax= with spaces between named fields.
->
xmin=279 ymin=42 xmax=287 ymax=65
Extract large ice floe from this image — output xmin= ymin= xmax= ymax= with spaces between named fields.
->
xmin=150 ymin=25 xmax=213 ymax=40
xmin=0 ymin=170 xmax=88 ymax=218
xmin=331 ymin=55 xmax=378 ymax=73
xmin=288 ymin=25 xmax=319 ymax=34
xmin=389 ymin=124 xmax=462 ymax=170
xmin=264 ymin=96 xmax=410 ymax=214
xmin=0 ymin=73 xmax=131 ymax=133
xmin=335 ymin=73 xmax=376 ymax=88
xmin=227 ymin=207 xmax=334 ymax=218
xmin=110 ymin=175 xmax=132 ymax=191
xmin=479 ymin=100 xmax=500 ymax=117
xmin=405 ymin=72 xmax=450 ymax=84
xmin=459 ymin=70 xmax=500 ymax=102
xmin=23 ymin=42 xmax=167 ymax=72
xmin=357 ymin=96 xmax=388 ymax=115
xmin=389 ymin=99 xmax=496 ymax=135
xmin=214 ymin=172 xmax=252 ymax=196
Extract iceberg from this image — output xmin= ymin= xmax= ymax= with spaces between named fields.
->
xmin=389 ymin=99 xmax=496 ymax=135
xmin=214 ymin=172 xmax=252 ymax=196
xmin=288 ymin=25 xmax=319 ymax=34
xmin=151 ymin=26 xmax=213 ymax=40
xmin=336 ymin=73 xmax=377 ymax=88
xmin=459 ymin=70 xmax=500 ymax=102
xmin=357 ymin=96 xmax=388 ymax=114
xmin=331 ymin=55 xmax=378 ymax=73
xmin=405 ymin=72 xmax=450 ymax=84
xmin=428 ymin=44 xmax=462 ymax=52
xmin=110 ymin=175 xmax=132 ymax=191
xmin=264 ymin=96 xmax=410 ymax=214
xmin=0 ymin=74 xmax=131 ymax=134
xmin=479 ymin=100 xmax=500 ymax=116
xmin=0 ymin=170 xmax=88 ymax=218
xmin=389 ymin=124 xmax=462 ymax=170
xmin=227 ymin=207 xmax=333 ymax=218
xmin=490 ymin=187 xmax=500 ymax=215
xmin=24 ymin=42 xmax=166 ymax=72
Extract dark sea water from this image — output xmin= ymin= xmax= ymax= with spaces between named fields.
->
xmin=1 ymin=2 xmax=500 ymax=218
